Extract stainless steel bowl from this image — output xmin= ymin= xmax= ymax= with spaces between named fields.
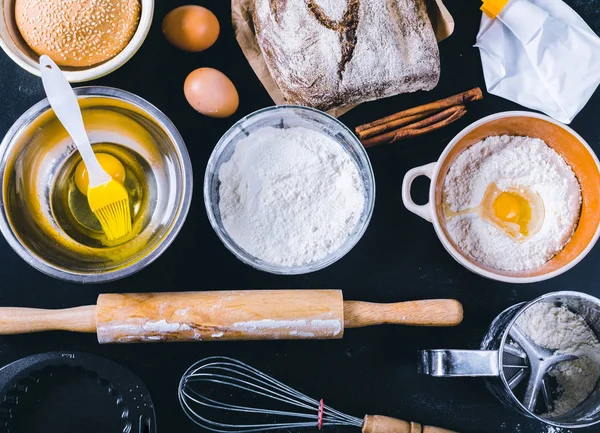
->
xmin=0 ymin=87 xmax=193 ymax=283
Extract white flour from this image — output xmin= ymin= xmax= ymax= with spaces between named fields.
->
xmin=231 ymin=319 xmax=342 ymax=337
xmin=444 ymin=135 xmax=581 ymax=271
xmin=516 ymin=302 xmax=600 ymax=417
xmin=218 ymin=126 xmax=365 ymax=267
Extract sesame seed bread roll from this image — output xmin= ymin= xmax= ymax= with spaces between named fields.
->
xmin=15 ymin=0 xmax=141 ymax=68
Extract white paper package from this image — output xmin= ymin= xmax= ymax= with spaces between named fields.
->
xmin=476 ymin=0 xmax=600 ymax=124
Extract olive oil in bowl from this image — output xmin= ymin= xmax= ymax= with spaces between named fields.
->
xmin=1 ymin=89 xmax=192 ymax=282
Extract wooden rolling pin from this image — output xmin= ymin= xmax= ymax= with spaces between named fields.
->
xmin=0 ymin=290 xmax=463 ymax=343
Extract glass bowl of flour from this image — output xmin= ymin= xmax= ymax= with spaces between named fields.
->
xmin=204 ymin=105 xmax=375 ymax=274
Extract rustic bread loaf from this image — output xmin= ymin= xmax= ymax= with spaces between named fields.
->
xmin=253 ymin=0 xmax=440 ymax=111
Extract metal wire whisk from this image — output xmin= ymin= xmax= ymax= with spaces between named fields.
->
xmin=178 ymin=356 xmax=458 ymax=433
xmin=178 ymin=356 xmax=362 ymax=432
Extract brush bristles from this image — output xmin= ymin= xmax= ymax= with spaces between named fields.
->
xmin=94 ymin=199 xmax=132 ymax=240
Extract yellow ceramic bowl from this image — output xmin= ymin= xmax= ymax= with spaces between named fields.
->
xmin=402 ymin=112 xmax=600 ymax=283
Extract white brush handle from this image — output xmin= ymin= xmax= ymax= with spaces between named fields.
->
xmin=39 ymin=55 xmax=111 ymax=187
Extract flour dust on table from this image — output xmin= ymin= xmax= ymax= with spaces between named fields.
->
xmin=505 ymin=423 xmax=572 ymax=433
xmin=443 ymin=135 xmax=581 ymax=272
xmin=218 ymin=126 xmax=365 ymax=267
xmin=543 ymin=427 xmax=571 ymax=433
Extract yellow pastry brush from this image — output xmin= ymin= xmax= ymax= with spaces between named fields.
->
xmin=39 ymin=55 xmax=132 ymax=240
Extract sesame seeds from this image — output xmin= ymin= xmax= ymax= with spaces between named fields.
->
xmin=15 ymin=0 xmax=140 ymax=67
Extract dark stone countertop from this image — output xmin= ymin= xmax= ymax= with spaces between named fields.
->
xmin=1 ymin=1 xmax=599 ymax=432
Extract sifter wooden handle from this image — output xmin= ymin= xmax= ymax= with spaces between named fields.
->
xmin=0 ymin=306 xmax=97 ymax=334
xmin=362 ymin=415 xmax=458 ymax=433
xmin=344 ymin=299 xmax=463 ymax=328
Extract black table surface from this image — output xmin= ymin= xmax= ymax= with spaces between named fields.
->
xmin=1 ymin=1 xmax=600 ymax=432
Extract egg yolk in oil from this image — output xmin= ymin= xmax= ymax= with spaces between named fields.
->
xmin=74 ymin=153 xmax=126 ymax=196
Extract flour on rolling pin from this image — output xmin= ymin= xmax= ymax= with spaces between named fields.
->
xmin=230 ymin=319 xmax=343 ymax=338
xmin=95 ymin=290 xmax=345 ymax=343
xmin=102 ymin=319 xmax=195 ymax=342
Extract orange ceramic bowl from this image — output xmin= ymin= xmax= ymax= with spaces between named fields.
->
xmin=402 ymin=112 xmax=600 ymax=283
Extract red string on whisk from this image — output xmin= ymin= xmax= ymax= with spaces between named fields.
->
xmin=318 ymin=399 xmax=325 ymax=430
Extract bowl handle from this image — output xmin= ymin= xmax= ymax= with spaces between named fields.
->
xmin=402 ymin=162 xmax=436 ymax=222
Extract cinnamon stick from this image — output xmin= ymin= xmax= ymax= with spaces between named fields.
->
xmin=356 ymin=110 xmax=439 ymax=140
xmin=361 ymin=105 xmax=467 ymax=148
xmin=400 ymin=105 xmax=466 ymax=131
xmin=355 ymin=87 xmax=482 ymax=135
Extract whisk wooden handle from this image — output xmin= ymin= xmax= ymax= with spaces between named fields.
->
xmin=362 ymin=415 xmax=458 ymax=433
xmin=0 ymin=306 xmax=97 ymax=334
xmin=344 ymin=299 xmax=463 ymax=328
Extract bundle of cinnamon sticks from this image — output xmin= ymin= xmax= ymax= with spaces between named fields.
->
xmin=355 ymin=88 xmax=483 ymax=148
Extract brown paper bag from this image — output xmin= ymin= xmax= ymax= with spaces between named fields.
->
xmin=232 ymin=0 xmax=455 ymax=117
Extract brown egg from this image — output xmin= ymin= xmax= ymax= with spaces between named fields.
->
xmin=162 ymin=5 xmax=220 ymax=52
xmin=184 ymin=68 xmax=239 ymax=118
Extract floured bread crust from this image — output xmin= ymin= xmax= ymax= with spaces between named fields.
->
xmin=253 ymin=0 xmax=440 ymax=111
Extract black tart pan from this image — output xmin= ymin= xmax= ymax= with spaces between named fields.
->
xmin=0 ymin=351 xmax=156 ymax=433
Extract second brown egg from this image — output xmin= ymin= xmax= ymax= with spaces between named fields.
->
xmin=162 ymin=5 xmax=220 ymax=52
xmin=184 ymin=68 xmax=239 ymax=118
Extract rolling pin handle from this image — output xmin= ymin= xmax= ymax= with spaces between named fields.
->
xmin=344 ymin=299 xmax=463 ymax=328
xmin=0 ymin=306 xmax=97 ymax=334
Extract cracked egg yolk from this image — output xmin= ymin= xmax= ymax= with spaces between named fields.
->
xmin=74 ymin=153 xmax=126 ymax=196
xmin=480 ymin=183 xmax=544 ymax=241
